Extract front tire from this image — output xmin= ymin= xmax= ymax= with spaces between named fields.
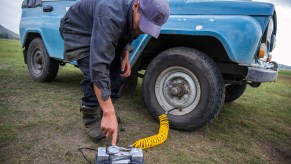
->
xmin=27 ymin=37 xmax=59 ymax=82
xmin=142 ymin=47 xmax=225 ymax=131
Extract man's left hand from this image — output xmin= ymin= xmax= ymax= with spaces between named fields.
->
xmin=121 ymin=50 xmax=131 ymax=77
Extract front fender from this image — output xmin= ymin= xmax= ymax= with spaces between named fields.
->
xmin=20 ymin=27 xmax=65 ymax=61
xmin=20 ymin=28 xmax=44 ymax=47
xmin=130 ymin=15 xmax=263 ymax=66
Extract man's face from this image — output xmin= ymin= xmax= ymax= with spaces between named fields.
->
xmin=132 ymin=1 xmax=143 ymax=36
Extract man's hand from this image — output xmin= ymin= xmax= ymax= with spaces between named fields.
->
xmin=101 ymin=111 xmax=118 ymax=145
xmin=93 ymin=85 xmax=118 ymax=145
xmin=121 ymin=49 xmax=131 ymax=77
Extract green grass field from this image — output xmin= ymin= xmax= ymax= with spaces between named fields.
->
xmin=0 ymin=39 xmax=290 ymax=163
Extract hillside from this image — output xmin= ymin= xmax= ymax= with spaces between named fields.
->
xmin=0 ymin=25 xmax=19 ymax=40
xmin=279 ymin=63 xmax=291 ymax=70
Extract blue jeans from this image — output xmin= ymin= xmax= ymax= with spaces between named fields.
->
xmin=77 ymin=55 xmax=123 ymax=107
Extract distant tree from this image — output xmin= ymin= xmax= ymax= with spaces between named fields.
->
xmin=0 ymin=33 xmax=9 ymax=39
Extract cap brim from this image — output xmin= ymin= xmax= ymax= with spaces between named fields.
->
xmin=139 ymin=14 xmax=161 ymax=39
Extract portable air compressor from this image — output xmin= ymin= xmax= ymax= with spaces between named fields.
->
xmin=95 ymin=145 xmax=144 ymax=164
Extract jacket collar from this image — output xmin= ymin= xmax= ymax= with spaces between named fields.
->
xmin=126 ymin=0 xmax=135 ymax=42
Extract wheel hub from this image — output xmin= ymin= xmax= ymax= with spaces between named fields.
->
xmin=169 ymin=82 xmax=187 ymax=98
xmin=155 ymin=66 xmax=201 ymax=115
xmin=35 ymin=54 xmax=43 ymax=69
xmin=31 ymin=49 xmax=44 ymax=74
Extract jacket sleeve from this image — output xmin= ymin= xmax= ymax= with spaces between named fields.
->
xmin=90 ymin=15 xmax=123 ymax=101
xmin=125 ymin=43 xmax=134 ymax=53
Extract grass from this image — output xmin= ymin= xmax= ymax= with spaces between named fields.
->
xmin=0 ymin=39 xmax=290 ymax=163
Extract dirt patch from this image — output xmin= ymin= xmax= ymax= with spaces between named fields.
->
xmin=279 ymin=75 xmax=291 ymax=81
xmin=0 ymin=64 xmax=10 ymax=69
xmin=259 ymin=142 xmax=291 ymax=164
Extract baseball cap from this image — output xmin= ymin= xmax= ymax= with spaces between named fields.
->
xmin=139 ymin=0 xmax=170 ymax=39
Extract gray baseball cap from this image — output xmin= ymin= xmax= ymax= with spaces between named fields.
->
xmin=139 ymin=0 xmax=170 ymax=39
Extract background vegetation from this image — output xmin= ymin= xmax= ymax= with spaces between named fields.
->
xmin=0 ymin=26 xmax=19 ymax=40
xmin=0 ymin=39 xmax=290 ymax=163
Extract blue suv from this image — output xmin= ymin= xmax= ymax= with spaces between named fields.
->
xmin=20 ymin=0 xmax=278 ymax=131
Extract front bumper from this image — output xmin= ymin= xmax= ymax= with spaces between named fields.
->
xmin=245 ymin=67 xmax=278 ymax=82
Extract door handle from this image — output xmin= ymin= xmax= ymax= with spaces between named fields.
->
xmin=43 ymin=5 xmax=53 ymax=12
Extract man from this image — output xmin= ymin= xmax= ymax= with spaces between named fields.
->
xmin=59 ymin=0 xmax=170 ymax=145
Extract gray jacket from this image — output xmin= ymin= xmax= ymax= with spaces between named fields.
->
xmin=60 ymin=0 xmax=135 ymax=100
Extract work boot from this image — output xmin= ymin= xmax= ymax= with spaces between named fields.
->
xmin=80 ymin=105 xmax=105 ymax=141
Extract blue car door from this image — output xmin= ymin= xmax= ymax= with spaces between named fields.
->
xmin=41 ymin=0 xmax=77 ymax=60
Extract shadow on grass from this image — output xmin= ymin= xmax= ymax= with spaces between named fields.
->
xmin=52 ymin=70 xmax=83 ymax=88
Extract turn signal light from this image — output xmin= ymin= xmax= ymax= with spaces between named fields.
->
xmin=258 ymin=43 xmax=266 ymax=58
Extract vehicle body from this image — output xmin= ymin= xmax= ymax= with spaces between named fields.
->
xmin=20 ymin=0 xmax=278 ymax=131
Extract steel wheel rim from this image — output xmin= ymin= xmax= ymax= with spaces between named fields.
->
xmin=31 ymin=48 xmax=45 ymax=75
xmin=155 ymin=66 xmax=201 ymax=115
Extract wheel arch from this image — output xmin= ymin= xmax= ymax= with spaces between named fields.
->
xmin=131 ymin=15 xmax=263 ymax=72
xmin=22 ymin=32 xmax=42 ymax=64
xmin=135 ymin=34 xmax=231 ymax=71
xmin=133 ymin=34 xmax=250 ymax=84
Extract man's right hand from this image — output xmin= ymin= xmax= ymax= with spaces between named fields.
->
xmin=93 ymin=85 xmax=118 ymax=145
xmin=101 ymin=110 xmax=118 ymax=145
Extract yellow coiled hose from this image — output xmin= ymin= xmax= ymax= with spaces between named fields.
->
xmin=132 ymin=114 xmax=170 ymax=149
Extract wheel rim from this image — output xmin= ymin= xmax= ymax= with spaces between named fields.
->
xmin=155 ymin=66 xmax=201 ymax=115
xmin=31 ymin=48 xmax=45 ymax=75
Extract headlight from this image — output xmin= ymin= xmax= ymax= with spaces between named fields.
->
xmin=266 ymin=18 xmax=274 ymax=43
xmin=258 ymin=17 xmax=275 ymax=60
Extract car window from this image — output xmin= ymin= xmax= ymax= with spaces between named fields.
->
xmin=22 ymin=0 xmax=42 ymax=8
